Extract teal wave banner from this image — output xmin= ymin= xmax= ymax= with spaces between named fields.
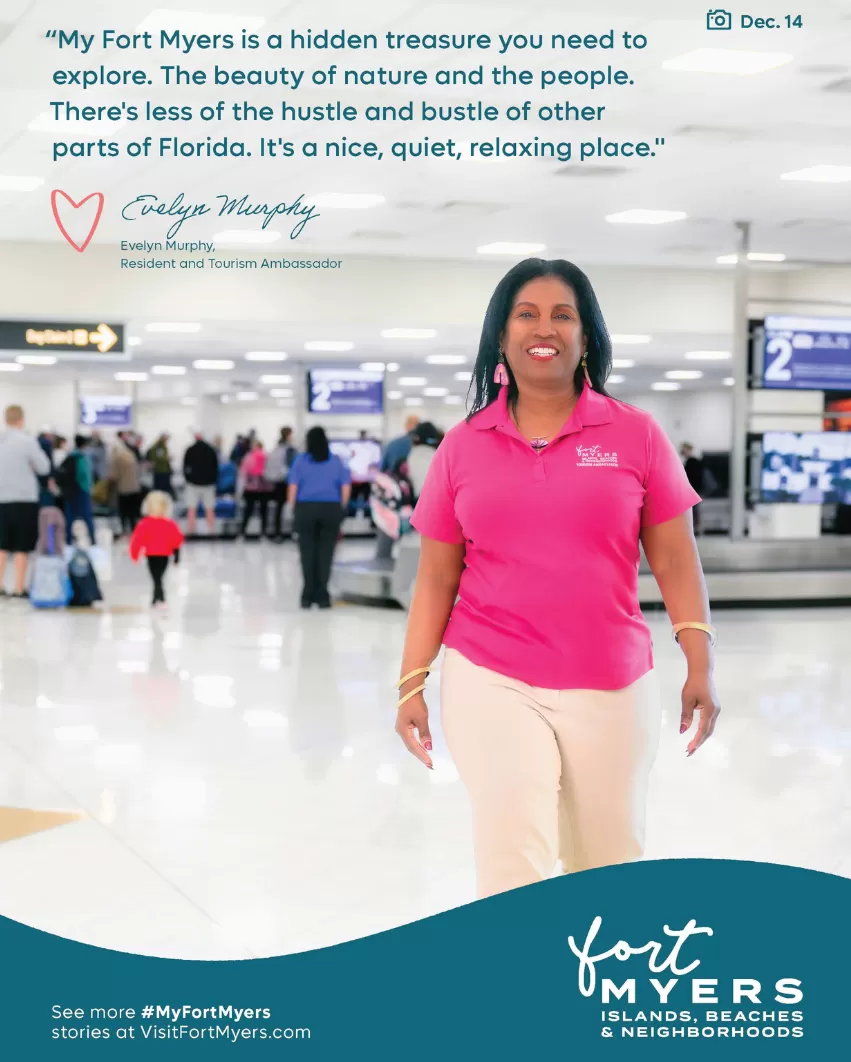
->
xmin=1 ymin=859 xmax=847 ymax=1058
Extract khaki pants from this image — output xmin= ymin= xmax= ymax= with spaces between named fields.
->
xmin=440 ymin=648 xmax=661 ymax=899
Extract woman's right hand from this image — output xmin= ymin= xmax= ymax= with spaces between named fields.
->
xmin=395 ymin=692 xmax=434 ymax=770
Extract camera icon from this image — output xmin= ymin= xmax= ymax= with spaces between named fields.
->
xmin=706 ymin=8 xmax=733 ymax=29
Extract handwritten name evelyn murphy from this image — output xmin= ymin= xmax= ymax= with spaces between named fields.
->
xmin=121 ymin=192 xmax=320 ymax=240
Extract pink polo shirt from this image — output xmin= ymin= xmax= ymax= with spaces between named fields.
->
xmin=411 ymin=386 xmax=701 ymax=690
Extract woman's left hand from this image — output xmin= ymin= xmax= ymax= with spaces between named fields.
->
xmin=680 ymin=673 xmax=721 ymax=758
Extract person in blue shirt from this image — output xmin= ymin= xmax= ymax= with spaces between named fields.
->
xmin=380 ymin=414 xmax=420 ymax=473
xmin=287 ymin=427 xmax=351 ymax=609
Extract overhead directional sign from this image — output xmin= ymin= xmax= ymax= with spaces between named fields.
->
xmin=0 ymin=320 xmax=124 ymax=355
xmin=763 ymin=314 xmax=851 ymax=391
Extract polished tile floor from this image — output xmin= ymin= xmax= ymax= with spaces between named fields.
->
xmin=0 ymin=539 xmax=848 ymax=959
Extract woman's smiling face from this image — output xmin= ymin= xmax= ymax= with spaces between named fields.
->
xmin=501 ymin=275 xmax=586 ymax=391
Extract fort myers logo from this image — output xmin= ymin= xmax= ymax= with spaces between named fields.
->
xmin=568 ymin=915 xmax=805 ymax=1041
xmin=50 ymin=189 xmax=104 ymax=252
xmin=576 ymin=444 xmax=618 ymax=467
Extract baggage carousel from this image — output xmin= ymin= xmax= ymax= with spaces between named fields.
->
xmin=331 ymin=536 xmax=851 ymax=609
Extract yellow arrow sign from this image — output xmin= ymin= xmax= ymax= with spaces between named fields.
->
xmin=89 ymin=323 xmax=118 ymax=353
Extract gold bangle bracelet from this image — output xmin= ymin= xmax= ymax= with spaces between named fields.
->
xmin=672 ymin=622 xmax=717 ymax=648
xmin=397 ymin=684 xmax=427 ymax=710
xmin=396 ymin=667 xmax=431 ymax=690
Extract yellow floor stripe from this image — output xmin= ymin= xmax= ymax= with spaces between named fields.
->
xmin=0 ymin=806 xmax=83 ymax=844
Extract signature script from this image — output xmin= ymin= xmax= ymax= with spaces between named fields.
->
xmin=568 ymin=916 xmax=713 ymax=996
xmin=121 ymin=192 xmax=320 ymax=240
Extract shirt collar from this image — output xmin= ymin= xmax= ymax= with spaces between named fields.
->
xmin=471 ymin=384 xmax=612 ymax=438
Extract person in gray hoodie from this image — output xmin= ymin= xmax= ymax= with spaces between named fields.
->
xmin=0 ymin=405 xmax=51 ymax=597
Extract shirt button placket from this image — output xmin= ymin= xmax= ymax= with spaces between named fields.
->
xmin=533 ymin=451 xmax=546 ymax=483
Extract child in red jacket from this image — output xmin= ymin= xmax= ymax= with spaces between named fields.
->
xmin=129 ymin=491 xmax=184 ymax=608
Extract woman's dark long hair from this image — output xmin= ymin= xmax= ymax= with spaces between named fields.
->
xmin=305 ymin=426 xmax=330 ymax=462
xmin=469 ymin=258 xmax=612 ymax=417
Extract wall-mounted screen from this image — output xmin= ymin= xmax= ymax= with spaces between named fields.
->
xmin=760 ymin=431 xmax=851 ymax=504
xmin=79 ymin=395 xmax=133 ymax=428
xmin=824 ymin=392 xmax=851 ymax=433
xmin=330 ymin=439 xmax=382 ymax=483
xmin=307 ymin=368 xmax=383 ymax=414
xmin=763 ymin=314 xmax=851 ymax=391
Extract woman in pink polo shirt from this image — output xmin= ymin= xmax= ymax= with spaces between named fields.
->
xmin=395 ymin=258 xmax=721 ymax=899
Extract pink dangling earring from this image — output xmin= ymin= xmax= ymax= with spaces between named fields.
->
xmin=494 ymin=349 xmax=509 ymax=387
xmin=582 ymin=353 xmax=593 ymax=389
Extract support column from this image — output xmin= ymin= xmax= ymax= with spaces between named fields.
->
xmin=730 ymin=220 xmax=750 ymax=541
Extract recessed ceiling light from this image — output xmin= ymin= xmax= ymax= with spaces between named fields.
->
xmin=724 ymin=377 xmax=735 ymax=386
xmin=386 ymin=362 xmax=400 ymax=372
xmin=269 ymin=389 xmax=294 ymax=398
xmin=309 ymin=193 xmax=385 ymax=209
xmin=245 ymin=351 xmax=287 ymax=361
xmin=381 ymin=328 xmax=437 ymax=340
xmin=477 ymin=242 xmax=546 ymax=255
xmin=612 ymin=359 xmax=635 ymax=369
xmin=360 ymin=362 xmax=385 ymax=371
xmin=662 ymin=49 xmax=792 ymax=75
xmin=424 ymin=387 xmax=449 ymax=398
xmin=220 ymin=395 xmax=231 ymax=403
xmin=237 ymin=392 xmax=258 ymax=401
xmin=781 ymin=165 xmax=851 ymax=183
xmin=717 ymin=252 xmax=786 ymax=264
xmin=16 ymin=354 xmax=56 ymax=365
xmin=454 ymin=371 xmax=474 ymax=381
xmin=399 ymin=377 xmax=428 ymax=386
xmin=685 ymin=350 xmax=732 ymax=360
xmin=145 ymin=322 xmax=201 ymax=333
xmin=0 ymin=363 xmax=24 ymax=372
xmin=304 ymin=341 xmax=354 ymax=352
xmin=214 ymin=230 xmax=281 ymax=244
xmin=405 ymin=397 xmax=425 ymax=406
xmin=193 ymin=359 xmax=234 ymax=370
xmin=445 ymin=395 xmax=465 ymax=405
xmin=608 ymin=375 xmax=626 ymax=384
xmin=426 ymin=354 xmax=467 ymax=365
xmin=610 ymin=334 xmax=651 ymax=344
xmin=387 ymin=390 xmax=403 ymax=400
xmin=128 ymin=336 xmax=142 ymax=346
xmin=652 ymin=381 xmax=681 ymax=391
xmin=152 ymin=365 xmax=187 ymax=376
xmin=606 ymin=210 xmax=686 ymax=225
xmin=115 ymin=371 xmax=148 ymax=382
xmin=0 ymin=175 xmax=44 ymax=192
xmin=666 ymin=370 xmax=704 ymax=380
xmin=260 ymin=375 xmax=292 ymax=384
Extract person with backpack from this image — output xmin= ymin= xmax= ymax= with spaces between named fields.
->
xmin=238 ymin=439 xmax=273 ymax=538
xmin=406 ymin=421 xmax=444 ymax=500
xmin=56 ymin=435 xmax=96 ymax=545
xmin=287 ymin=426 xmax=351 ymax=608
xmin=183 ymin=432 xmax=220 ymax=536
xmin=0 ymin=404 xmax=51 ymax=598
xmin=266 ymin=426 xmax=297 ymax=540
xmin=146 ymin=433 xmax=173 ymax=496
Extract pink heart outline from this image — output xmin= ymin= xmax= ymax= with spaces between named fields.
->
xmin=50 ymin=189 xmax=105 ymax=252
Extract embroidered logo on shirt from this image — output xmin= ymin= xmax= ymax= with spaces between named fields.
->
xmin=576 ymin=444 xmax=618 ymax=467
